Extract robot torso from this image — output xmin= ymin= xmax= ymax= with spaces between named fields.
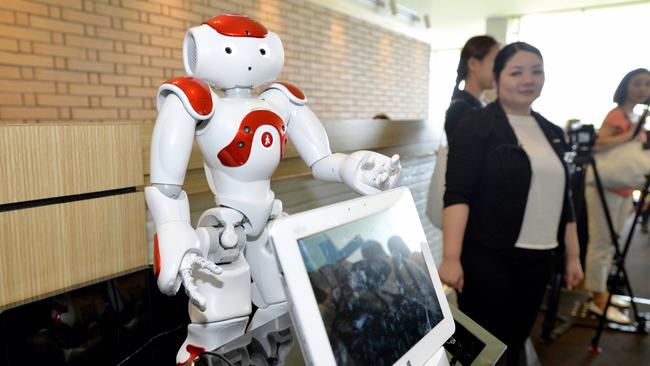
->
xmin=197 ymin=91 xmax=289 ymax=234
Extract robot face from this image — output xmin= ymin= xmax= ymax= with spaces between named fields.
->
xmin=183 ymin=16 xmax=284 ymax=90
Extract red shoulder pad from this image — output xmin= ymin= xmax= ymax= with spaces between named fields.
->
xmin=266 ymin=81 xmax=307 ymax=105
xmin=163 ymin=77 xmax=213 ymax=117
xmin=276 ymin=81 xmax=305 ymax=100
xmin=203 ymin=14 xmax=267 ymax=38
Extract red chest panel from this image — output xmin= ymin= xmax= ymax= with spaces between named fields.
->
xmin=217 ymin=110 xmax=287 ymax=167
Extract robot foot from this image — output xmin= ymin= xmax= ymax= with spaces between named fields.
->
xmin=248 ymin=312 xmax=293 ymax=366
xmin=176 ymin=316 xmax=248 ymax=366
xmin=248 ymin=302 xmax=288 ymax=331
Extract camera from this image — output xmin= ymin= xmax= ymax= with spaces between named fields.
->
xmin=568 ymin=123 xmax=597 ymax=156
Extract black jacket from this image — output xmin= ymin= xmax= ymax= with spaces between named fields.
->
xmin=443 ymin=101 xmax=574 ymax=252
xmin=444 ymin=89 xmax=483 ymax=138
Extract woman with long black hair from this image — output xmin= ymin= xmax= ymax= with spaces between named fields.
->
xmin=444 ymin=35 xmax=499 ymax=137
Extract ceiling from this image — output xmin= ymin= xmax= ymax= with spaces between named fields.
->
xmin=400 ymin=0 xmax=646 ymax=48
xmin=403 ymin=0 xmax=641 ymax=18
xmin=313 ymin=0 xmax=646 ymax=48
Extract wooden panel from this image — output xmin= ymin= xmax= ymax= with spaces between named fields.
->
xmin=0 ymin=123 xmax=144 ymax=205
xmin=0 ymin=192 xmax=147 ymax=310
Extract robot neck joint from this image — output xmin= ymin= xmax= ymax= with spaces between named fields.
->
xmin=224 ymin=87 xmax=253 ymax=99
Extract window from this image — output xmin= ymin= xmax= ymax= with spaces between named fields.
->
xmin=507 ymin=2 xmax=650 ymax=127
xmin=429 ymin=48 xmax=460 ymax=139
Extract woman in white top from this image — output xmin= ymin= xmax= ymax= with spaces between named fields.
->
xmin=440 ymin=42 xmax=583 ymax=366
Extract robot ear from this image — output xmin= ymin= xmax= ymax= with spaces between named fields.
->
xmin=183 ymin=30 xmax=198 ymax=76
xmin=265 ymin=32 xmax=285 ymax=79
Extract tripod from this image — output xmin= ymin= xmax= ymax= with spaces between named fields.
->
xmin=588 ymin=157 xmax=650 ymax=353
xmin=541 ymin=150 xmax=650 ymax=346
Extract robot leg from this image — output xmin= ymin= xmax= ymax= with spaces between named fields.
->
xmin=245 ymin=203 xmax=293 ymax=364
xmin=176 ymin=227 xmax=252 ymax=365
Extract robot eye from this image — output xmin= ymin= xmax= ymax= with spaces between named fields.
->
xmin=225 ymin=47 xmax=232 ymax=54
xmin=259 ymin=44 xmax=270 ymax=57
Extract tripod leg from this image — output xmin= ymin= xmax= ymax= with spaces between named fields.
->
xmin=617 ymin=175 xmax=650 ymax=332
xmin=588 ymin=158 xmax=622 ymax=354
xmin=590 ymin=291 xmax=615 ymax=354
xmin=620 ymin=266 xmax=647 ymax=333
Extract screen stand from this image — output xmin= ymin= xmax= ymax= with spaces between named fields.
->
xmin=423 ymin=348 xmax=450 ymax=366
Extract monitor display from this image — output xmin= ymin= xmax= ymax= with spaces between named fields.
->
xmin=297 ymin=208 xmax=443 ymax=366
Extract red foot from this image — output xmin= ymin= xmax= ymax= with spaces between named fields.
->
xmin=177 ymin=344 xmax=205 ymax=365
xmin=588 ymin=345 xmax=602 ymax=355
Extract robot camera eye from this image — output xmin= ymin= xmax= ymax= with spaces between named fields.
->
xmin=260 ymin=48 xmax=266 ymax=55
xmin=225 ymin=47 xmax=232 ymax=54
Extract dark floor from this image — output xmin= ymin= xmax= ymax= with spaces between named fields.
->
xmin=531 ymin=221 xmax=650 ymax=366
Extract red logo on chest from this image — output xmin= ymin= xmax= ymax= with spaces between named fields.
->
xmin=261 ymin=132 xmax=273 ymax=148
xmin=217 ymin=110 xmax=287 ymax=167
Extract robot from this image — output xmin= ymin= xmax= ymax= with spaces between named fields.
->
xmin=145 ymin=14 xmax=401 ymax=365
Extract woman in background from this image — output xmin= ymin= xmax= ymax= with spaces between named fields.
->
xmin=585 ymin=68 xmax=650 ymax=323
xmin=427 ymin=36 xmax=499 ymax=229
xmin=440 ymin=42 xmax=583 ymax=365
xmin=444 ymin=35 xmax=499 ymax=138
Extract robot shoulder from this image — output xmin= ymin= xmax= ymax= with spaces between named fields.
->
xmin=157 ymin=77 xmax=215 ymax=120
xmin=264 ymin=81 xmax=307 ymax=106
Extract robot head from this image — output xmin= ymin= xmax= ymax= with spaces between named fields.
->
xmin=183 ymin=14 xmax=284 ymax=90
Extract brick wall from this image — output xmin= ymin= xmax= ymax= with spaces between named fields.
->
xmin=0 ymin=0 xmax=430 ymax=124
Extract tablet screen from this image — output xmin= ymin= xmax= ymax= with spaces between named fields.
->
xmin=297 ymin=209 xmax=444 ymax=366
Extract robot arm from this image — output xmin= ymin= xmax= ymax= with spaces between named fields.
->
xmin=260 ymin=82 xmax=401 ymax=195
xmin=147 ymin=79 xmax=224 ymax=310
xmin=312 ymin=151 xmax=401 ymax=195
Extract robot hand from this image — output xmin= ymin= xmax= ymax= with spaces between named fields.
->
xmin=342 ymin=151 xmax=401 ymax=195
xmin=183 ymin=207 xmax=246 ymax=311
xmin=179 ymin=252 xmax=223 ymax=311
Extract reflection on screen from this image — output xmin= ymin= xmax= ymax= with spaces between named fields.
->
xmin=297 ymin=210 xmax=443 ymax=366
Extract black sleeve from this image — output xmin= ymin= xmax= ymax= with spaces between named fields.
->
xmin=444 ymin=100 xmax=473 ymax=138
xmin=443 ymin=112 xmax=486 ymax=208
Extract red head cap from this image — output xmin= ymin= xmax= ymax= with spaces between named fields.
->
xmin=202 ymin=14 xmax=268 ymax=38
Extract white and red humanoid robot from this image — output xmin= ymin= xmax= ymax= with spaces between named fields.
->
xmin=145 ymin=14 xmax=401 ymax=365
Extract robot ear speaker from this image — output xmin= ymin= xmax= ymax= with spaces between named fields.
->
xmin=184 ymin=34 xmax=198 ymax=74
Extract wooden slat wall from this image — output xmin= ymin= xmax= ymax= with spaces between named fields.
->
xmin=0 ymin=123 xmax=148 ymax=310
xmin=141 ymin=119 xmax=444 ymax=262
xmin=0 ymin=192 xmax=147 ymax=310
xmin=0 ymin=124 xmax=144 ymax=205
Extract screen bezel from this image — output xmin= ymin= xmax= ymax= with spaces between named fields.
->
xmin=269 ymin=187 xmax=455 ymax=366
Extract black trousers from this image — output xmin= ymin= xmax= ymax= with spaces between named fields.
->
xmin=458 ymin=243 xmax=552 ymax=366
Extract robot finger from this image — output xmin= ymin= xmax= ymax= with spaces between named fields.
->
xmin=361 ymin=155 xmax=376 ymax=170
xmin=378 ymin=172 xmax=389 ymax=187
xmin=181 ymin=269 xmax=207 ymax=311
xmin=193 ymin=256 xmax=223 ymax=276
xmin=389 ymin=154 xmax=401 ymax=173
